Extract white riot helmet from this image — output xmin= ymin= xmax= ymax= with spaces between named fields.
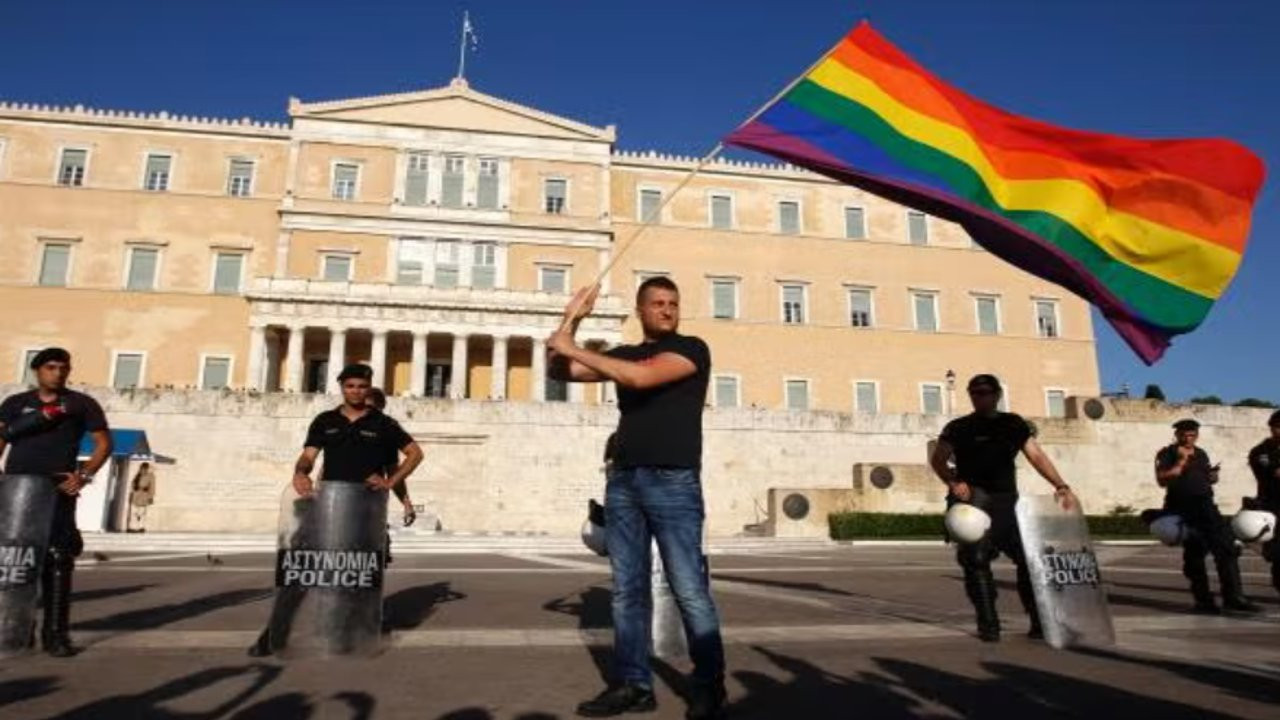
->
xmin=1231 ymin=510 xmax=1276 ymax=544
xmin=581 ymin=518 xmax=608 ymax=556
xmin=945 ymin=503 xmax=991 ymax=544
xmin=1149 ymin=515 xmax=1187 ymax=546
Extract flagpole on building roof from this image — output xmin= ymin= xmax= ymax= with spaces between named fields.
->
xmin=457 ymin=11 xmax=476 ymax=81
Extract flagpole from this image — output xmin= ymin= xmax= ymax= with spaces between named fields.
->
xmin=593 ymin=31 xmax=848 ymax=284
xmin=565 ymin=29 xmax=854 ymax=326
xmin=457 ymin=12 xmax=469 ymax=80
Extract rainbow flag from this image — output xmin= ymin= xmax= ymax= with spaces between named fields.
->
xmin=725 ymin=22 xmax=1264 ymax=364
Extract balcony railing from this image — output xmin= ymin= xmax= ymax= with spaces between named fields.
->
xmin=248 ymin=277 xmax=626 ymax=315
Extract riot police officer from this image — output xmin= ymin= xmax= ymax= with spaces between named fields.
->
xmin=1246 ymin=411 xmax=1280 ymax=596
xmin=1156 ymin=418 xmax=1259 ymax=613
xmin=0 ymin=348 xmax=111 ymax=656
xmin=929 ymin=374 xmax=1075 ymax=642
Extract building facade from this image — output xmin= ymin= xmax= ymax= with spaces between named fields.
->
xmin=0 ymin=79 xmax=1099 ymax=416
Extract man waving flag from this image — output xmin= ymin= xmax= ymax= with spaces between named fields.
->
xmin=725 ymin=22 xmax=1265 ymax=364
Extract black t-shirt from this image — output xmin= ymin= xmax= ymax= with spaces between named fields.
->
xmin=1248 ymin=438 xmax=1280 ymax=507
xmin=0 ymin=389 xmax=108 ymax=476
xmin=939 ymin=412 xmax=1034 ymax=494
xmin=1155 ymin=444 xmax=1215 ymax=501
xmin=605 ymin=333 xmax=710 ymax=470
xmin=304 ymin=407 xmax=413 ymax=483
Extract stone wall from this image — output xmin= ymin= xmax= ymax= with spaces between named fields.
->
xmin=6 ymin=385 xmax=1271 ymax=537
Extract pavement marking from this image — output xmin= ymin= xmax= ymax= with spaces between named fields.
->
xmin=67 ymin=613 xmax=1280 ymax=652
xmin=504 ymin=553 xmax=608 ymax=571
xmin=74 ymin=562 xmax=1275 ymax=581
xmin=76 ymin=552 xmax=238 ymax=567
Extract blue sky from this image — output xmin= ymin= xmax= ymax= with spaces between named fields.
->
xmin=2 ymin=0 xmax=1274 ymax=402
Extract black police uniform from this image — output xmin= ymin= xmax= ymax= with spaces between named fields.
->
xmin=1247 ymin=436 xmax=1280 ymax=594
xmin=1155 ymin=443 xmax=1252 ymax=609
xmin=0 ymin=388 xmax=109 ymax=654
xmin=940 ymin=411 xmax=1041 ymax=637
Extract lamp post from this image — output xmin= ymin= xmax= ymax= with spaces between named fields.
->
xmin=945 ymin=369 xmax=957 ymax=415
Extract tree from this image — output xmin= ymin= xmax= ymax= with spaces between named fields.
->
xmin=1143 ymin=384 xmax=1166 ymax=401
xmin=1235 ymin=398 xmax=1278 ymax=409
xmin=1189 ymin=395 xmax=1223 ymax=405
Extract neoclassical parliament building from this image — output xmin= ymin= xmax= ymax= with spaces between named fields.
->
xmin=0 ymin=78 xmax=1098 ymax=416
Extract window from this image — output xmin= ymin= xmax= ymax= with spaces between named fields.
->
xmin=710 ymin=279 xmax=738 ymax=320
xmin=1046 ymin=389 xmax=1067 ymax=418
xmin=332 ymin=163 xmax=358 ymax=201
xmin=855 ymin=381 xmax=879 ymax=414
xmin=975 ymin=295 xmax=1000 ymax=335
xmin=143 ymin=153 xmax=172 ymax=191
xmin=397 ymin=238 xmax=428 ymax=284
xmin=785 ymin=379 xmax=810 ymax=411
xmin=1036 ymin=300 xmax=1060 ymax=338
xmin=442 ymin=155 xmax=465 ymax=208
xmin=126 ymin=246 xmax=159 ymax=291
xmin=322 ymin=254 xmax=352 ymax=282
xmin=907 ymin=210 xmax=929 ymax=245
xmin=639 ymin=188 xmax=662 ymax=223
xmin=404 ymin=152 xmax=429 ymax=206
xmin=112 ymin=353 xmax=144 ymax=390
xmin=709 ymin=194 xmax=733 ymax=230
xmin=912 ymin=291 xmax=939 ymax=332
xmin=434 ymin=241 xmax=460 ymax=288
xmin=778 ymin=200 xmax=800 ymax=234
xmin=848 ymin=288 xmax=873 ymax=328
xmin=781 ymin=284 xmax=806 ymax=324
xmin=21 ymin=349 xmax=40 ymax=387
xmin=713 ymin=375 xmax=740 ymax=408
xmin=201 ymin=356 xmax=232 ymax=390
xmin=544 ymin=178 xmax=567 ymax=214
xmin=212 ymin=252 xmax=244 ymax=295
xmin=844 ymin=206 xmax=867 ymax=239
xmin=472 ymin=243 xmax=497 ymax=289
xmin=227 ymin=159 xmax=254 ymax=197
xmin=57 ymin=149 xmax=87 ymax=186
xmin=38 ymin=243 xmax=71 ymax=287
xmin=539 ymin=265 xmax=568 ymax=294
xmin=921 ymin=383 xmax=944 ymax=415
xmin=477 ymin=158 xmax=499 ymax=209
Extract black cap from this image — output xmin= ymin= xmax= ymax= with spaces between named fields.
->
xmin=1173 ymin=418 xmax=1200 ymax=432
xmin=1269 ymin=410 xmax=1280 ymax=428
xmin=29 ymin=347 xmax=70 ymax=370
xmin=967 ymin=374 xmax=1002 ymax=393
xmin=336 ymin=363 xmax=373 ymax=382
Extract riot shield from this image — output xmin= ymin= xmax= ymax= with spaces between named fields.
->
xmin=0 ymin=475 xmax=56 ymax=657
xmin=651 ymin=539 xmax=688 ymax=660
xmin=1016 ymin=494 xmax=1115 ymax=649
xmin=268 ymin=481 xmax=388 ymax=658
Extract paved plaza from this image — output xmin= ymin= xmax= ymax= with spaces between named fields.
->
xmin=1 ymin=541 xmax=1277 ymax=719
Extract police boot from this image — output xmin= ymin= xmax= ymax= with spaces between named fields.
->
xmin=1015 ymin=567 xmax=1043 ymax=639
xmin=965 ymin=568 xmax=1001 ymax=642
xmin=40 ymin=550 xmax=79 ymax=657
xmin=1219 ymin=560 xmax=1261 ymax=614
xmin=1187 ymin=570 xmax=1219 ymax=614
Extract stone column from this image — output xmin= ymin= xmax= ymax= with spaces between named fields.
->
xmin=246 ymin=324 xmax=266 ymax=391
xmin=327 ymin=327 xmax=347 ymax=394
xmin=410 ymin=331 xmax=429 ymax=397
xmin=490 ymin=335 xmax=508 ymax=400
xmin=370 ymin=329 xmax=389 ymax=389
xmin=284 ymin=324 xmax=306 ymax=392
xmin=531 ymin=337 xmax=547 ymax=402
xmin=264 ymin=332 xmax=281 ymax=391
xmin=450 ymin=333 xmax=470 ymax=400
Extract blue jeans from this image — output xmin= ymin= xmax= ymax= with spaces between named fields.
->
xmin=605 ymin=466 xmax=725 ymax=688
